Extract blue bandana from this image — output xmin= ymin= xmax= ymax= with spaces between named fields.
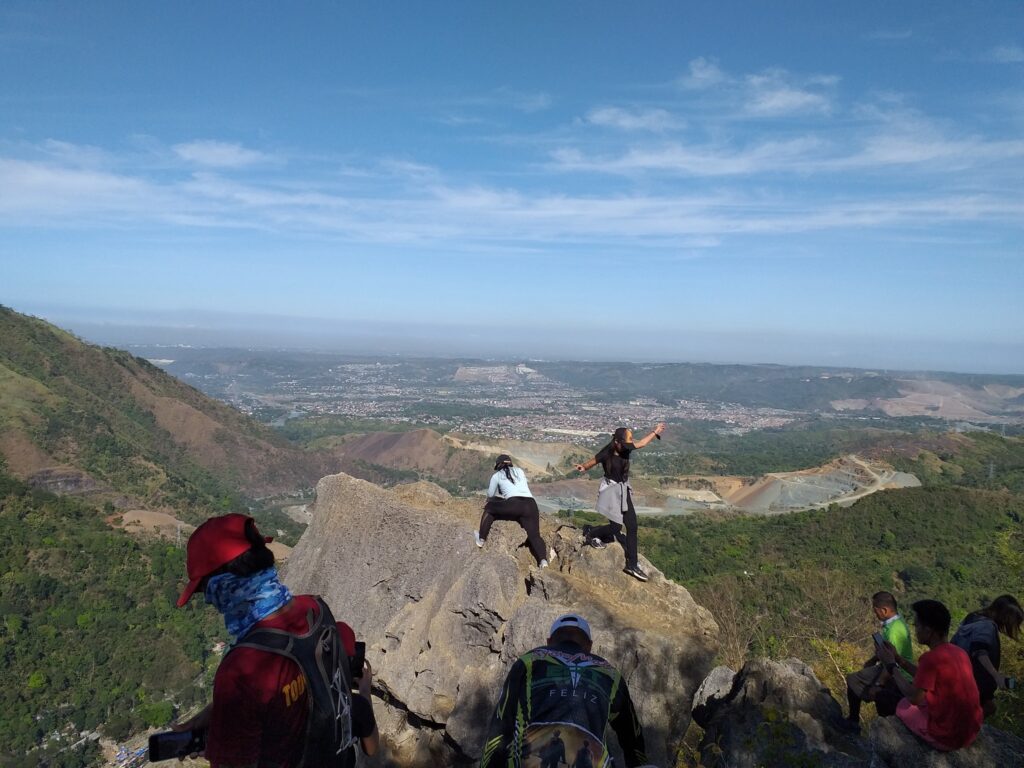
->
xmin=204 ymin=567 xmax=293 ymax=641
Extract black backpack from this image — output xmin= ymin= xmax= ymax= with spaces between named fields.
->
xmin=233 ymin=596 xmax=357 ymax=768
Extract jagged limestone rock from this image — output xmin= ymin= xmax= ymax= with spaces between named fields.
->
xmin=283 ymin=473 xmax=719 ymax=767
xmin=869 ymin=716 xmax=1024 ymax=768
xmin=693 ymin=658 xmax=871 ymax=767
xmin=692 ymin=658 xmax=1024 ymax=768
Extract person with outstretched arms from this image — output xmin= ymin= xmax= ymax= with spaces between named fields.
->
xmin=575 ymin=424 xmax=665 ymax=582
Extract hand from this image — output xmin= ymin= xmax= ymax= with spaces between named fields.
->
xmin=875 ymin=640 xmax=897 ymax=665
xmin=358 ymin=660 xmax=374 ymax=700
xmin=1000 ymin=673 xmax=1011 ymax=690
xmin=574 ymin=464 xmax=586 ymax=473
xmin=653 ymin=422 xmax=665 ymax=436
xmin=171 ymin=702 xmax=212 ymax=733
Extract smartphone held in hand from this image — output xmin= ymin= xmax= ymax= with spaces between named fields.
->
xmin=148 ymin=729 xmax=207 ymax=761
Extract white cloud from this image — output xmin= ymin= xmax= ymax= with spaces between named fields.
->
xmin=172 ymin=140 xmax=271 ymax=168
xmin=988 ymin=45 xmax=1024 ymax=63
xmin=745 ymin=70 xmax=834 ymax=116
xmin=493 ymin=88 xmax=553 ymax=113
xmin=1 ymin=137 xmax=1021 ymax=252
xmin=584 ymin=106 xmax=682 ymax=132
xmin=679 ymin=57 xmax=727 ymax=89
xmin=867 ymin=29 xmax=913 ymax=41
xmin=550 ymin=137 xmax=825 ymax=176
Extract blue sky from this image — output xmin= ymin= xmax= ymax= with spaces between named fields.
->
xmin=1 ymin=1 xmax=1022 ymax=372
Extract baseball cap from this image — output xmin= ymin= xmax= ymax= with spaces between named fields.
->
xmin=176 ymin=513 xmax=273 ymax=607
xmin=549 ymin=613 xmax=592 ymax=641
xmin=494 ymin=454 xmax=513 ymax=470
xmin=612 ymin=427 xmax=635 ymax=449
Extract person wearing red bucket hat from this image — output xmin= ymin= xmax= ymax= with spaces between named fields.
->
xmin=172 ymin=514 xmax=379 ymax=767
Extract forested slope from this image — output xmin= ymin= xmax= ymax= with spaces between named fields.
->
xmin=0 ymin=468 xmax=223 ymax=767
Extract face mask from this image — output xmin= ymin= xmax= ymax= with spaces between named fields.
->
xmin=204 ymin=567 xmax=292 ymax=640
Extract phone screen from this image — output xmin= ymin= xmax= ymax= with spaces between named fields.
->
xmin=148 ymin=729 xmax=206 ymax=762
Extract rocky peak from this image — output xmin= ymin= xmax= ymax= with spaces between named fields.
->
xmin=283 ymin=472 xmax=719 ymax=767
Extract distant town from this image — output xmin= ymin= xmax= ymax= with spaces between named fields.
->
xmin=149 ymin=353 xmax=798 ymax=442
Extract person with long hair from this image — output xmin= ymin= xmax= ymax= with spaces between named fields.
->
xmin=477 ymin=455 xmax=550 ymax=567
xmin=952 ymin=594 xmax=1023 ymax=717
xmin=575 ymin=423 xmax=664 ymax=582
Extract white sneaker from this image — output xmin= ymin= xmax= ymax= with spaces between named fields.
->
xmin=539 ymin=559 xmax=549 ymax=568
xmin=475 ymin=532 xmax=485 ymax=548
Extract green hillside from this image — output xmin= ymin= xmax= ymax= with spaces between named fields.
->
xmin=0 ymin=307 xmax=328 ymax=521
xmin=642 ymin=485 xmax=1024 ymax=735
xmin=0 ymin=469 xmax=223 ymax=767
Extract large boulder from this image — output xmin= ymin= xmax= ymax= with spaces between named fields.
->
xmin=283 ymin=473 xmax=719 ymax=767
xmin=692 ymin=658 xmax=869 ymax=767
xmin=869 ymin=716 xmax=1024 ymax=768
xmin=692 ymin=658 xmax=1024 ymax=768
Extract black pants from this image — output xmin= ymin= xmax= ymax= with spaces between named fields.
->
xmin=589 ymin=488 xmax=639 ymax=569
xmin=479 ymin=496 xmax=547 ymax=564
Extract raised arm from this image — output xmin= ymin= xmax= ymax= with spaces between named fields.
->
xmin=632 ymin=423 xmax=665 ymax=450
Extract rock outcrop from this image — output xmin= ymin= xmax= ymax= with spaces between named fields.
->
xmin=283 ymin=473 xmax=719 ymax=767
xmin=693 ymin=658 xmax=1024 ymax=768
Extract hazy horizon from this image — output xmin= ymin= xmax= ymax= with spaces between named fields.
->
xmin=14 ymin=302 xmax=1024 ymax=377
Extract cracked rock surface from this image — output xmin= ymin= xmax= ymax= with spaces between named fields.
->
xmin=693 ymin=658 xmax=1024 ymax=768
xmin=284 ymin=473 xmax=719 ymax=767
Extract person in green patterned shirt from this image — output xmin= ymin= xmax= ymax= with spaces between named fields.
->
xmin=844 ymin=591 xmax=915 ymax=732
xmin=479 ymin=614 xmax=649 ymax=768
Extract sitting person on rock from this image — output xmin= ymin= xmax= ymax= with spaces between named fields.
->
xmin=951 ymin=594 xmax=1022 ymax=719
xmin=877 ymin=599 xmax=982 ymax=752
xmin=575 ymin=423 xmax=665 ymax=582
xmin=844 ymin=591 xmax=914 ymax=731
xmin=479 ymin=614 xmax=649 ymax=768
xmin=477 ymin=454 xmax=550 ymax=568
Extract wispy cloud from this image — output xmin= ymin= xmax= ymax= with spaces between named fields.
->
xmin=172 ymin=140 xmax=272 ymax=168
xmin=549 ymin=137 xmax=825 ymax=176
xmin=583 ymin=106 xmax=682 ymax=132
xmin=988 ymin=45 xmax=1024 ymax=63
xmin=744 ymin=69 xmax=835 ymax=116
xmin=679 ymin=57 xmax=727 ymax=90
xmin=494 ymin=87 xmax=552 ymax=113
xmin=867 ymin=29 xmax=913 ymax=41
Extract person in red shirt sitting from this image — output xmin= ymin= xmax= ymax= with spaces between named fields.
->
xmin=173 ymin=513 xmax=378 ymax=767
xmin=877 ymin=599 xmax=983 ymax=752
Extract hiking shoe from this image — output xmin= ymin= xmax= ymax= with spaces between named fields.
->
xmin=474 ymin=532 xmax=485 ymax=548
xmin=624 ymin=565 xmax=649 ymax=582
xmin=539 ymin=559 xmax=549 ymax=569
xmin=589 ymin=537 xmax=607 ymax=549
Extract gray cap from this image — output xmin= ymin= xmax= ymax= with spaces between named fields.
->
xmin=549 ymin=613 xmax=592 ymax=640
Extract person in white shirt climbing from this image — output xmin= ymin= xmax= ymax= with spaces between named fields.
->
xmin=476 ymin=454 xmax=550 ymax=567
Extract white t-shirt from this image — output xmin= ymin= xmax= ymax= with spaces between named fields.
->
xmin=488 ymin=467 xmax=533 ymax=499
